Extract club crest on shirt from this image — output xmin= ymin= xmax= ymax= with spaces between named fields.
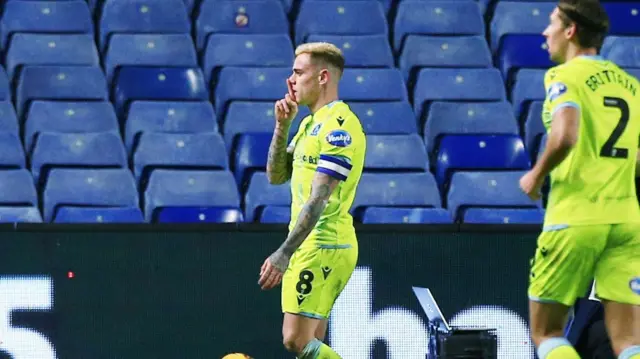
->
xmin=326 ymin=129 xmax=352 ymax=147
xmin=310 ymin=123 xmax=322 ymax=136
xmin=547 ymin=82 xmax=567 ymax=102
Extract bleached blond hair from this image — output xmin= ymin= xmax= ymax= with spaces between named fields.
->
xmin=295 ymin=42 xmax=345 ymax=77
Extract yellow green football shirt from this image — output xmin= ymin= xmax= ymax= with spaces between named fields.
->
xmin=541 ymin=55 xmax=640 ymax=227
xmin=287 ymin=100 xmax=366 ymax=249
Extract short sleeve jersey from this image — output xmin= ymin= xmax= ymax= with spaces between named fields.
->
xmin=287 ymin=100 xmax=366 ymax=248
xmin=541 ymin=55 xmax=640 ymax=226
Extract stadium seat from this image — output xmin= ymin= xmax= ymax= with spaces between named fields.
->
xmin=435 ymin=135 xmax=531 ymax=190
xmin=6 ymin=34 xmax=99 ymax=82
xmin=260 ymin=206 xmax=290 ymax=223
xmin=133 ymin=132 xmax=228 ymax=185
xmin=498 ymin=34 xmax=554 ymax=82
xmin=43 ymin=168 xmax=139 ymax=223
xmin=361 ymin=207 xmax=452 ymax=224
xmin=628 ymin=68 xmax=640 ymax=80
xmin=605 ymin=3 xmax=640 ymax=36
xmin=447 ymin=171 xmax=540 ymax=221
xmin=196 ymin=0 xmax=289 ymax=51
xmin=113 ymin=67 xmax=208 ymax=118
xmin=601 ymin=36 xmax=640 ymax=68
xmin=0 ymin=0 xmax=93 ymax=50
xmin=365 ymin=134 xmax=429 ymax=171
xmin=144 ymin=170 xmax=241 ymax=222
xmin=306 ymin=34 xmax=394 ymax=68
xmin=399 ymin=36 xmax=492 ymax=84
xmin=0 ymin=170 xmax=38 ymax=207
xmin=54 ymin=207 xmax=144 ymax=223
xmin=394 ymin=1 xmax=484 ymax=52
xmin=125 ymin=101 xmax=218 ymax=153
xmin=0 ymin=102 xmax=19 ymax=134
xmin=351 ymin=173 xmax=442 ymax=219
xmin=99 ymin=0 xmax=190 ymax=51
xmin=214 ymin=67 xmax=290 ymax=121
xmin=0 ymin=133 xmax=26 ymax=169
xmin=340 ymin=68 xmax=407 ymax=102
xmin=413 ymin=68 xmax=506 ymax=122
xmin=233 ymin=133 xmax=271 ymax=189
xmin=0 ymin=67 xmax=12 ymax=102
xmin=244 ymin=172 xmax=291 ymax=222
xmin=156 ymin=207 xmax=244 ymax=223
xmin=511 ymin=68 xmax=546 ymax=122
xmin=349 ymin=102 xmax=417 ymax=134
xmin=424 ymin=101 xmax=519 ymax=155
xmin=490 ymin=2 xmax=555 ymax=53
xmin=203 ymin=34 xmax=293 ymax=84
xmin=295 ymin=1 xmax=388 ymax=45
xmin=223 ymin=102 xmax=306 ymax=153
xmin=16 ymin=66 xmax=108 ymax=120
xmin=104 ymin=34 xmax=198 ymax=83
xmin=463 ymin=208 xmax=545 ymax=224
xmin=30 ymin=132 xmax=127 ymax=186
xmin=0 ymin=207 xmax=42 ymax=223
xmin=25 ymin=101 xmax=119 ymax=153
xmin=524 ymin=101 xmax=546 ymax=156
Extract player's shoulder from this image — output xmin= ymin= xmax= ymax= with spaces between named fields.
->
xmin=544 ymin=63 xmax=576 ymax=85
xmin=320 ymin=101 xmax=364 ymax=135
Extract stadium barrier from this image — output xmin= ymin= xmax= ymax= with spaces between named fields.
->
xmin=0 ymin=223 xmax=541 ymax=359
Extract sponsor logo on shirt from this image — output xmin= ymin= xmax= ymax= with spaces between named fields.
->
xmin=326 ymin=130 xmax=352 ymax=148
xmin=630 ymin=277 xmax=640 ymax=295
xmin=547 ymin=82 xmax=567 ymax=102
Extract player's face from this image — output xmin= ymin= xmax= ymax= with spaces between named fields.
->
xmin=543 ymin=8 xmax=570 ymax=63
xmin=289 ymin=53 xmax=322 ymax=106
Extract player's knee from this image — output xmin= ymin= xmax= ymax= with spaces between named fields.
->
xmin=609 ymin=335 xmax=639 ymax=356
xmin=282 ymin=331 xmax=311 ymax=353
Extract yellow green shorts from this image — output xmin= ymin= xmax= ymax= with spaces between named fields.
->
xmin=281 ymin=243 xmax=358 ymax=319
xmin=528 ymin=223 xmax=640 ymax=306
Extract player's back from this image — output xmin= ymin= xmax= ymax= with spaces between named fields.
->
xmin=542 ymin=55 xmax=640 ymax=226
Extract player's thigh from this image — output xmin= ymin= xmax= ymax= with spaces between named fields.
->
xmin=281 ymin=246 xmax=332 ymax=319
xmin=528 ymin=225 xmax=608 ymax=306
xmin=316 ymin=245 xmax=358 ymax=316
xmin=594 ymin=223 xmax=640 ymax=305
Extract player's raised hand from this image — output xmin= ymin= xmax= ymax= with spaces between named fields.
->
xmin=274 ymin=79 xmax=298 ymax=125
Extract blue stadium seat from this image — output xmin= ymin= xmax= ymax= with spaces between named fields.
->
xmin=524 ymin=101 xmax=546 ymax=156
xmin=144 ymin=170 xmax=240 ymax=222
xmin=6 ymin=34 xmax=99 ymax=82
xmin=54 ymin=207 xmax=144 ymax=223
xmin=602 ymin=36 xmax=640 ymax=68
xmin=99 ymin=0 xmax=190 ymax=52
xmin=244 ymin=172 xmax=291 ymax=222
xmin=351 ymin=173 xmax=442 ymax=218
xmin=25 ymin=101 xmax=119 ymax=153
xmin=295 ymin=1 xmax=387 ymax=45
xmin=511 ymin=68 xmax=546 ymax=122
xmin=306 ymin=34 xmax=394 ymax=68
xmin=214 ymin=67 xmax=290 ymax=121
xmin=156 ymin=207 xmax=244 ymax=223
xmin=490 ymin=2 xmax=555 ymax=53
xmin=463 ymin=208 xmax=545 ymax=224
xmin=447 ymin=171 xmax=540 ymax=220
xmin=233 ymin=133 xmax=271 ymax=188
xmin=0 ymin=133 xmax=26 ymax=169
xmin=340 ymin=68 xmax=407 ymax=102
xmin=125 ymin=101 xmax=217 ymax=153
xmin=399 ymin=36 xmax=492 ymax=84
xmin=0 ymin=207 xmax=42 ymax=223
xmin=498 ymin=34 xmax=554 ymax=81
xmin=133 ymin=133 xmax=228 ymax=185
xmin=196 ymin=0 xmax=288 ymax=51
xmin=43 ymin=168 xmax=139 ymax=223
xmin=365 ymin=134 xmax=428 ymax=171
xmin=628 ymin=68 xmax=640 ymax=80
xmin=203 ymin=34 xmax=293 ymax=84
xmin=0 ymin=67 xmax=12 ymax=102
xmin=349 ymin=102 xmax=417 ymax=134
xmin=394 ymin=1 xmax=484 ymax=52
xmin=413 ymin=68 xmax=506 ymax=122
xmin=0 ymin=0 xmax=93 ymax=50
xmin=435 ymin=135 xmax=531 ymax=190
xmin=361 ymin=207 xmax=452 ymax=224
xmin=424 ymin=101 xmax=518 ymax=155
xmin=16 ymin=66 xmax=107 ymax=120
xmin=0 ymin=102 xmax=19 ymax=134
xmin=605 ymin=3 xmax=640 ymax=35
xmin=0 ymin=170 xmax=37 ymax=207
xmin=113 ymin=67 xmax=208 ymax=118
xmin=31 ymin=132 xmax=127 ymax=186
xmin=260 ymin=206 xmax=290 ymax=223
xmin=104 ymin=34 xmax=198 ymax=84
